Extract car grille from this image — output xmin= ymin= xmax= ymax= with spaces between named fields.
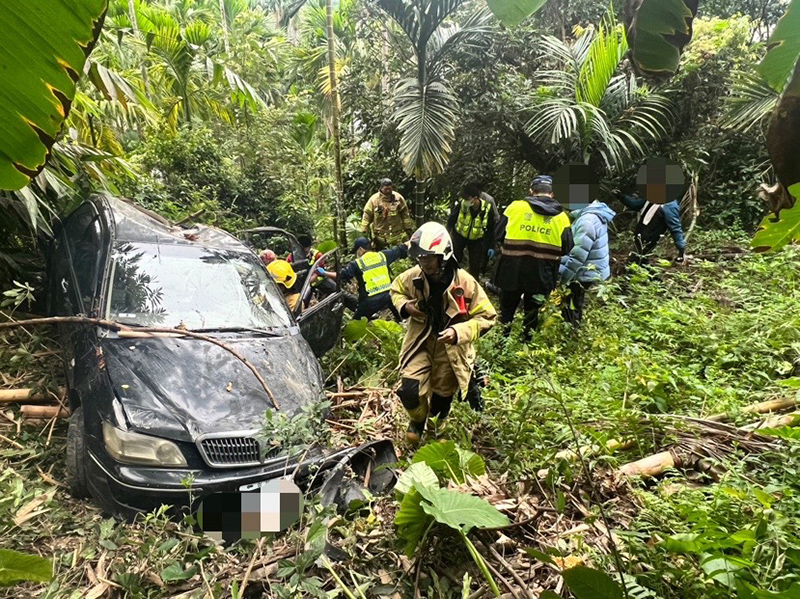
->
xmin=199 ymin=436 xmax=261 ymax=468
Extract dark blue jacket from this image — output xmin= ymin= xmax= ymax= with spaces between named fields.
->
xmin=560 ymin=201 xmax=616 ymax=284
xmin=622 ymin=195 xmax=686 ymax=251
xmin=340 ymin=244 xmax=407 ymax=303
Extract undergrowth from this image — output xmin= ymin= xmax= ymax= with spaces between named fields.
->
xmin=2 ymin=236 xmax=799 ymax=598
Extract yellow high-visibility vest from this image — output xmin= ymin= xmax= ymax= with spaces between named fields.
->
xmin=502 ymin=200 xmax=570 ymax=261
xmin=455 ymin=199 xmax=490 ymax=240
xmin=356 ymin=252 xmax=392 ymax=297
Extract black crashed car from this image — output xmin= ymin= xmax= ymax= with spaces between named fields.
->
xmin=47 ymin=194 xmax=348 ymax=517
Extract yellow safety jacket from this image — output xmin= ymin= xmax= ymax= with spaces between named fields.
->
xmin=502 ymin=200 xmax=570 ymax=261
xmin=455 ymin=199 xmax=491 ymax=240
xmin=356 ymin=251 xmax=392 ymax=297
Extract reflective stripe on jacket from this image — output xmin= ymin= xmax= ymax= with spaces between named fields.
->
xmin=455 ymin=199 xmax=491 ymax=240
xmin=502 ymin=200 xmax=571 ymax=261
xmin=356 ymin=251 xmax=392 ymax=297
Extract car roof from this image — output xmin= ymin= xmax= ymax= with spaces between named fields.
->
xmin=96 ymin=194 xmax=249 ymax=253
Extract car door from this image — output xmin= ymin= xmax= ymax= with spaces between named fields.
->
xmin=49 ymin=202 xmax=108 ymax=395
xmin=295 ymin=249 xmax=344 ymax=357
xmin=240 ymin=227 xmax=310 ymax=280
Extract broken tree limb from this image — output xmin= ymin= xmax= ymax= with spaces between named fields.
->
xmin=0 ymin=316 xmax=280 ymax=410
xmin=537 ymin=438 xmax=636 ymax=478
xmin=619 ymin=451 xmax=678 ymax=478
xmin=707 ymin=396 xmax=797 ymax=422
xmin=741 ymin=412 xmax=800 ymax=432
xmin=20 ymin=405 xmax=70 ymax=419
xmin=0 ymin=387 xmax=65 ymax=403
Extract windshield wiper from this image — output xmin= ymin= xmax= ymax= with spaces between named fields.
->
xmin=189 ymin=326 xmax=283 ymax=337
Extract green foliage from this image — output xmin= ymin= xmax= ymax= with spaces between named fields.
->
xmin=751 ymin=200 xmax=800 ymax=253
xmin=411 ymin=440 xmax=486 ymax=483
xmin=525 ymin=12 xmax=673 ymax=170
xmin=0 ymin=549 xmax=53 ymax=586
xmin=561 ymin=565 xmax=623 ymax=599
xmin=758 ymin=0 xmax=800 ymax=92
xmin=485 ymin=0 xmax=547 ymax=27
xmin=260 ymin=399 xmax=331 ymax=451
xmin=0 ymin=0 xmax=107 ymax=190
xmin=625 ymin=0 xmax=698 ymax=77
xmin=394 ymin=440 xmax=508 ymax=594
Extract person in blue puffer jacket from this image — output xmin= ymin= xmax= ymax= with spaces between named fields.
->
xmin=559 ymin=200 xmax=616 ymax=326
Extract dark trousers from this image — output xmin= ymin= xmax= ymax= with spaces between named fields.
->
xmin=452 ymin=233 xmax=485 ymax=279
xmin=350 ymin=292 xmax=400 ymax=321
xmin=562 ymin=281 xmax=592 ymax=327
xmin=499 ymin=289 xmax=545 ymax=338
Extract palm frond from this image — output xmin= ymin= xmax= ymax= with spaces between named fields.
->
xmin=576 ymin=17 xmax=627 ymax=107
xmin=722 ymin=71 xmax=779 ymax=134
xmin=427 ymin=8 xmax=493 ymax=78
xmin=538 ymin=35 xmax=580 ymax=74
xmin=392 ymin=77 xmax=459 ymax=178
xmin=374 ymin=0 xmax=422 ymax=50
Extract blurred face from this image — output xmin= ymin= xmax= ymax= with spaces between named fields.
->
xmin=468 ymin=196 xmax=480 ymax=207
xmin=380 ymin=184 xmax=393 ymax=196
xmin=356 ymin=246 xmax=367 ymax=257
xmin=418 ymin=255 xmax=440 ymax=277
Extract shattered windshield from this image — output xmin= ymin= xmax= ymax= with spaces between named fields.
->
xmin=106 ymin=242 xmax=293 ymax=330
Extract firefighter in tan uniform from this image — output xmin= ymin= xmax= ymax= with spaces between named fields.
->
xmin=361 ymin=178 xmax=415 ymax=249
xmin=390 ymin=222 xmax=496 ymax=443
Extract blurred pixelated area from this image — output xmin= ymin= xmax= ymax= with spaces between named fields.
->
xmin=636 ymin=157 xmax=686 ymax=205
xmin=197 ymin=479 xmax=302 ymax=543
xmin=553 ymin=163 xmax=600 ymax=211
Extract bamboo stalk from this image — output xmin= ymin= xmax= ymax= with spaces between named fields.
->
xmin=0 ymin=388 xmax=65 ymax=403
xmin=20 ymin=405 xmax=70 ymax=419
xmin=619 ymin=451 xmax=677 ymax=478
xmin=707 ymin=396 xmax=797 ymax=422
xmin=741 ymin=412 xmax=800 ymax=432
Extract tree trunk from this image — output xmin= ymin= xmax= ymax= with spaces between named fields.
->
xmin=326 ymin=0 xmax=347 ymax=247
xmin=219 ymin=0 xmax=231 ymax=54
xmin=415 ymin=180 xmax=425 ymax=226
xmin=127 ymin=0 xmax=151 ymax=97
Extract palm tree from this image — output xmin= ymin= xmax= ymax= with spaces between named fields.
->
xmin=525 ymin=14 xmax=674 ymax=173
xmin=722 ymin=71 xmax=780 ymax=134
xmin=375 ymin=0 xmax=492 ymax=224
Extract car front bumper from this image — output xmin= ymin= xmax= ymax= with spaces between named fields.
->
xmin=85 ymin=445 xmax=352 ymax=519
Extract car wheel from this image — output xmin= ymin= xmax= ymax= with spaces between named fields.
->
xmin=66 ymin=406 xmax=89 ymax=498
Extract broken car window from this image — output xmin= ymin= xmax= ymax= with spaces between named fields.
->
xmin=107 ymin=242 xmax=293 ymax=330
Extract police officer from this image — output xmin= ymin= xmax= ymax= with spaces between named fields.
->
xmin=494 ymin=175 xmax=573 ymax=338
xmin=447 ymin=183 xmax=496 ymax=278
xmin=317 ymin=237 xmax=407 ymax=320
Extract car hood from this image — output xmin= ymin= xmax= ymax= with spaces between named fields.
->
xmin=102 ymin=331 xmax=324 ymax=442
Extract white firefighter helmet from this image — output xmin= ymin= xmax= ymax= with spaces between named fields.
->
xmin=409 ymin=222 xmax=454 ymax=262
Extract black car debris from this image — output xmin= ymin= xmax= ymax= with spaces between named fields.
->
xmin=47 ymin=194 xmax=394 ymax=520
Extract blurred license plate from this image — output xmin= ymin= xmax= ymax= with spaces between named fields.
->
xmin=195 ymin=479 xmax=302 ymax=543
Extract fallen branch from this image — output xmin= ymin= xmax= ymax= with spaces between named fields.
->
xmin=0 ymin=316 xmax=279 ymax=410
xmin=0 ymin=387 xmax=65 ymax=404
xmin=708 ymin=396 xmax=797 ymax=422
xmin=619 ymin=451 xmax=677 ymax=478
xmin=741 ymin=412 xmax=800 ymax=432
xmin=21 ymin=405 xmax=70 ymax=419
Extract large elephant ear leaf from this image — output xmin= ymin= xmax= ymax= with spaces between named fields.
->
xmin=485 ymin=0 xmax=547 ymax=27
xmin=751 ymin=196 xmax=800 ymax=254
xmin=0 ymin=0 xmax=108 ymax=190
xmin=625 ymin=0 xmax=698 ymax=77
xmin=758 ymin=0 xmax=800 ymax=93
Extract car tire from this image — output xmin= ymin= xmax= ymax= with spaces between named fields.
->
xmin=66 ymin=406 xmax=89 ymax=498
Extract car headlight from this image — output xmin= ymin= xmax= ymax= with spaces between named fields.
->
xmin=103 ymin=422 xmax=187 ymax=467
